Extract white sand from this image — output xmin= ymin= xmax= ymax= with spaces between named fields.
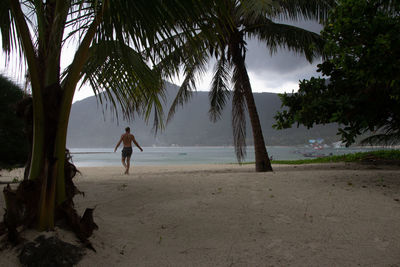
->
xmin=1 ymin=163 xmax=400 ymax=266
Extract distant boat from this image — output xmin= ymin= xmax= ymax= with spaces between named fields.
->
xmin=308 ymin=138 xmax=326 ymax=150
xmin=332 ymin=141 xmax=345 ymax=148
xmin=178 ymin=153 xmax=187 ymax=156
xmin=312 ymin=144 xmax=324 ymax=150
xmin=303 ymin=152 xmax=326 ymax=158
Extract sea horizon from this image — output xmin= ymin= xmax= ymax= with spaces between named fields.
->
xmin=68 ymin=145 xmax=394 ymax=167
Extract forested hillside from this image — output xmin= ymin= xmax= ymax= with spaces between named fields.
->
xmin=67 ymin=82 xmax=340 ymax=148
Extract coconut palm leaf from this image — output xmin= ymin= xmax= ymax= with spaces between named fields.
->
xmin=60 ymin=0 xmax=219 ymax=130
xmin=73 ymin=40 xmax=165 ymax=129
xmin=0 ymin=1 xmax=35 ymax=66
xmin=209 ymin=57 xmax=231 ymax=122
xmin=274 ymin=0 xmax=335 ymax=20
xmin=360 ymin=121 xmax=400 ymax=146
xmin=146 ymin=32 xmax=199 ymax=81
xmin=231 ymin=63 xmax=247 ymax=163
xmin=156 ymin=31 xmax=214 ymax=123
xmin=245 ymin=17 xmax=324 ymax=61
xmin=166 ymin=52 xmax=210 ymax=123
xmin=0 ymin=2 xmax=14 ymax=55
xmin=361 ymin=132 xmax=400 ymax=146
xmin=239 ymin=0 xmax=279 ymax=23
xmin=92 ymin=0 xmax=220 ymax=127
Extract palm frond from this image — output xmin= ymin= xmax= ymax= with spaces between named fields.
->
xmin=231 ymin=64 xmax=247 ymax=163
xmin=98 ymin=0 xmax=215 ymax=54
xmin=239 ymin=0 xmax=279 ymax=25
xmin=63 ymin=0 xmax=220 ymax=131
xmin=360 ymin=132 xmax=400 ymax=146
xmin=274 ymin=0 xmax=335 ymax=21
xmin=0 ymin=1 xmax=30 ymax=63
xmin=162 ymin=30 xmax=212 ymax=123
xmin=147 ymin=17 xmax=223 ymax=81
xmin=166 ymin=51 xmax=209 ymax=123
xmin=246 ymin=17 xmax=324 ymax=62
xmin=146 ymin=30 xmax=206 ymax=81
xmin=69 ymin=40 xmax=165 ymax=130
xmin=63 ymin=3 xmax=97 ymax=44
xmin=209 ymin=57 xmax=231 ymax=122
xmin=360 ymin=122 xmax=400 ymax=146
xmin=143 ymin=33 xmax=188 ymax=79
xmin=0 ymin=1 xmax=13 ymax=55
xmin=79 ymin=0 xmax=218 ymax=129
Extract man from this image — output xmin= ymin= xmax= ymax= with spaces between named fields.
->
xmin=114 ymin=127 xmax=143 ymax=174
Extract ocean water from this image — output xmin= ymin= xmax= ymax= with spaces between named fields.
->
xmin=69 ymin=146 xmax=391 ymax=167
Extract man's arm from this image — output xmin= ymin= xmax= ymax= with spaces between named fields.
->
xmin=114 ymin=136 xmax=123 ymax=152
xmin=132 ymin=136 xmax=143 ymax=152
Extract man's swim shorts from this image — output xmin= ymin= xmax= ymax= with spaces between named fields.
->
xmin=122 ymin=147 xmax=133 ymax=158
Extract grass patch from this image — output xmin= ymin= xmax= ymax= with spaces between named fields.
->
xmin=243 ymin=150 xmax=400 ymax=165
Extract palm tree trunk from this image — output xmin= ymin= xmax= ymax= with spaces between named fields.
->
xmin=231 ymin=41 xmax=273 ymax=172
xmin=34 ymin=85 xmax=65 ymax=230
xmin=242 ymin=76 xmax=273 ymax=172
xmin=3 ymin=0 xmax=98 ymax=240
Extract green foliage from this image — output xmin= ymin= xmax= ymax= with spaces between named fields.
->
xmin=0 ymin=74 xmax=28 ymax=168
xmin=274 ymin=0 xmax=400 ymax=146
xmin=270 ymin=150 xmax=400 ymax=164
xmin=161 ymin=0 xmax=331 ymax=165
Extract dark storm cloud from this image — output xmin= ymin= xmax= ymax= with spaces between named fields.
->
xmin=245 ymin=42 xmax=316 ymax=73
xmin=242 ymin=19 xmax=324 ymax=93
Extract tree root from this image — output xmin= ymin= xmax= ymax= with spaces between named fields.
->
xmin=1 ymin=150 xmax=98 ymax=250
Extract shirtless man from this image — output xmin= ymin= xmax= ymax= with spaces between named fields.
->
xmin=114 ymin=127 xmax=143 ymax=174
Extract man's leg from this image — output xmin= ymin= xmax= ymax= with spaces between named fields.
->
xmin=125 ymin=156 xmax=131 ymax=174
xmin=121 ymin=156 xmax=127 ymax=171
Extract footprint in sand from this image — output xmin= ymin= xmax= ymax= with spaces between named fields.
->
xmin=309 ymin=242 xmax=319 ymax=250
xmin=374 ymin=237 xmax=389 ymax=251
xmin=324 ymin=215 xmax=342 ymax=223
xmin=266 ymin=239 xmax=282 ymax=249
xmin=273 ymin=214 xmax=292 ymax=224
xmin=292 ymin=197 xmax=304 ymax=204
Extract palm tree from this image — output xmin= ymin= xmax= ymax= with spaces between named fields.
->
xmin=162 ymin=0 xmax=333 ymax=171
xmin=0 ymin=0 xmax=216 ymax=239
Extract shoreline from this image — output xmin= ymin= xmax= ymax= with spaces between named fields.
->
xmin=1 ymin=163 xmax=400 ymax=266
xmin=66 ymin=146 xmax=399 ymax=168
xmin=68 ymin=145 xmax=400 ymax=149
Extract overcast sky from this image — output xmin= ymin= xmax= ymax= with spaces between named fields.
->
xmin=0 ymin=19 xmax=323 ymax=102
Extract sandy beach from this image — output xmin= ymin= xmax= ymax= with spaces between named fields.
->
xmin=1 ymin=163 xmax=400 ymax=266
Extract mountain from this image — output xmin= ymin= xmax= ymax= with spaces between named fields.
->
xmin=67 ymin=82 xmax=340 ymax=148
